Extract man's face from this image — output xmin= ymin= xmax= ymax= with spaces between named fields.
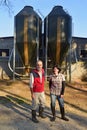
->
xmin=36 ymin=61 xmax=43 ymax=71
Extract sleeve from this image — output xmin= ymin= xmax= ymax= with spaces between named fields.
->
xmin=30 ymin=73 xmax=34 ymax=88
xmin=61 ymin=81 xmax=65 ymax=95
xmin=49 ymin=75 xmax=52 ymax=89
xmin=61 ymin=74 xmax=66 ymax=95
xmin=62 ymin=74 xmax=65 ymax=81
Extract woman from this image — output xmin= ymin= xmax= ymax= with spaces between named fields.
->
xmin=49 ymin=65 xmax=69 ymax=121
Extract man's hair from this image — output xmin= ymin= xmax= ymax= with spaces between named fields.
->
xmin=36 ymin=60 xmax=43 ymax=66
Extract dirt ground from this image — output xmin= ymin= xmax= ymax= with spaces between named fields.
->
xmin=0 ymin=79 xmax=87 ymax=130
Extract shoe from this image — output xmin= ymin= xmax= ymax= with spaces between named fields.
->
xmin=32 ymin=117 xmax=39 ymax=123
xmin=50 ymin=116 xmax=56 ymax=122
xmin=61 ymin=117 xmax=69 ymax=121
xmin=39 ymin=106 xmax=46 ymax=118
xmin=60 ymin=107 xmax=69 ymax=121
xmin=51 ymin=105 xmax=56 ymax=121
xmin=32 ymin=110 xmax=39 ymax=123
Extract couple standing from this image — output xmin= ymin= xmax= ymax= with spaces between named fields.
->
xmin=30 ymin=60 xmax=69 ymax=123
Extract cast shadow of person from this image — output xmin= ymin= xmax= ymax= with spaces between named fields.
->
xmin=0 ymin=95 xmax=32 ymax=120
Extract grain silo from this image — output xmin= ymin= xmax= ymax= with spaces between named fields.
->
xmin=44 ymin=6 xmax=72 ymax=68
xmin=15 ymin=6 xmax=42 ymax=74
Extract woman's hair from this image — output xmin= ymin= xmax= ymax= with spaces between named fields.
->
xmin=52 ymin=65 xmax=61 ymax=72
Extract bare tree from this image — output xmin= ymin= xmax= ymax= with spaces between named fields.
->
xmin=0 ymin=0 xmax=13 ymax=14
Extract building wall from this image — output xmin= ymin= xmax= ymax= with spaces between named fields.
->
xmin=0 ymin=37 xmax=13 ymax=79
xmin=72 ymin=37 xmax=87 ymax=61
xmin=0 ymin=36 xmax=87 ymax=79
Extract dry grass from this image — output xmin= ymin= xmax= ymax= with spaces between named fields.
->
xmin=0 ymin=79 xmax=87 ymax=130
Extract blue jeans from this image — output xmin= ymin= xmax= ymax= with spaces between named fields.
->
xmin=50 ymin=94 xmax=64 ymax=108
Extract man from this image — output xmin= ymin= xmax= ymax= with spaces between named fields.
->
xmin=30 ymin=60 xmax=46 ymax=123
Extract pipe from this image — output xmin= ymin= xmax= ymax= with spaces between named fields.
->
xmin=36 ymin=16 xmax=39 ymax=61
xmin=8 ymin=48 xmax=29 ymax=77
xmin=45 ymin=16 xmax=48 ymax=80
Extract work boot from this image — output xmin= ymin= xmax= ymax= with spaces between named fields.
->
xmin=60 ymin=107 xmax=69 ymax=121
xmin=39 ymin=106 xmax=46 ymax=118
xmin=50 ymin=104 xmax=56 ymax=122
xmin=32 ymin=110 xmax=39 ymax=123
xmin=51 ymin=116 xmax=56 ymax=122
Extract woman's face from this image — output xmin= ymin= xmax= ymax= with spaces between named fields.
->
xmin=53 ymin=67 xmax=59 ymax=74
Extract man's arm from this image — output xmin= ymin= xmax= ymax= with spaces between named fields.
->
xmin=30 ymin=73 xmax=34 ymax=99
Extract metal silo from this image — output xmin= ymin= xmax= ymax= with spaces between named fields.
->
xmin=15 ymin=6 xmax=42 ymax=74
xmin=44 ymin=5 xmax=72 ymax=68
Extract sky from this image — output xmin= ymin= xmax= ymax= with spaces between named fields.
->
xmin=0 ymin=0 xmax=87 ymax=38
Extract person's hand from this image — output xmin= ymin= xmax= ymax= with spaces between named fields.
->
xmin=60 ymin=95 xmax=64 ymax=98
xmin=31 ymin=93 xmax=35 ymax=99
